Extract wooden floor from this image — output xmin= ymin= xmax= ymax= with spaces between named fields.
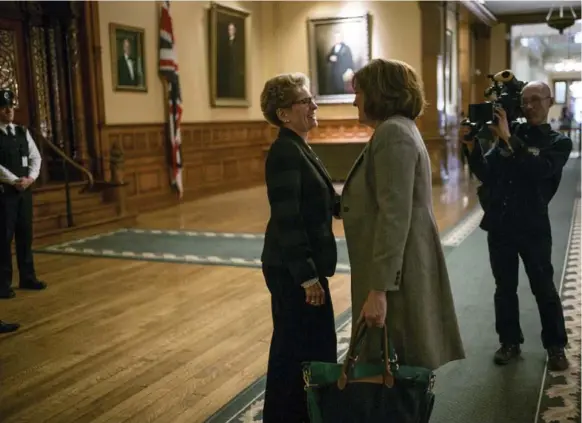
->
xmin=0 ymin=168 xmax=479 ymax=423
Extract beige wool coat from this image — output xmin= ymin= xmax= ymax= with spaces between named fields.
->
xmin=340 ymin=115 xmax=465 ymax=371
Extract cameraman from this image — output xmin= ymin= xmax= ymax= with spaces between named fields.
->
xmin=462 ymin=81 xmax=572 ymax=371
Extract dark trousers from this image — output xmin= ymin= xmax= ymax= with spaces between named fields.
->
xmin=0 ymin=188 xmax=36 ymax=292
xmin=262 ymin=265 xmax=337 ymax=423
xmin=487 ymin=224 xmax=568 ymax=349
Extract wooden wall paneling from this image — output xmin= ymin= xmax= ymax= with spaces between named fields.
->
xmin=505 ymin=24 xmax=512 ymax=71
xmin=83 ymin=1 xmax=106 ymax=179
xmin=28 ymin=25 xmax=52 ymax=186
xmin=0 ymin=18 xmax=30 ymax=126
xmin=53 ymin=22 xmax=71 ymax=153
xmin=457 ymin=5 xmax=473 ymax=165
xmin=99 ymin=119 xmax=376 ymax=214
xmin=472 ymin=23 xmax=492 ymax=107
xmin=458 ymin=5 xmax=472 ymax=116
xmin=310 ymin=119 xmax=372 ymax=142
xmin=44 ymin=24 xmax=65 ymax=156
xmin=67 ymin=2 xmax=90 ymax=168
xmin=100 ymin=122 xmax=268 ymax=213
xmin=307 ymin=119 xmax=371 ymax=181
xmin=441 ymin=2 xmax=460 ymax=178
xmin=419 ymin=1 xmax=447 ymax=183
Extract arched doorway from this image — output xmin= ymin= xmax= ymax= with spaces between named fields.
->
xmin=0 ymin=2 xmax=98 ymax=185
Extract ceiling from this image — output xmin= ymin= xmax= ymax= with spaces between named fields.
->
xmin=484 ymin=1 xmax=581 ymax=16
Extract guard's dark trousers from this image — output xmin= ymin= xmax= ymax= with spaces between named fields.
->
xmin=487 ymin=223 xmax=568 ymax=349
xmin=0 ymin=187 xmax=36 ymax=293
xmin=262 ymin=265 xmax=337 ymax=423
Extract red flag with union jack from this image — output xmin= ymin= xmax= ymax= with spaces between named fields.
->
xmin=158 ymin=0 xmax=183 ymax=198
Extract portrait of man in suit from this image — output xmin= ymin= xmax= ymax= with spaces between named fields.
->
xmin=110 ymin=24 xmax=147 ymax=92
xmin=324 ymin=31 xmax=355 ymax=95
xmin=209 ymin=3 xmax=249 ymax=107
xmin=308 ymin=14 xmax=371 ymax=103
xmin=216 ymin=21 xmax=246 ymax=99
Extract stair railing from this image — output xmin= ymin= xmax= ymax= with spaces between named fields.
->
xmin=29 ymin=126 xmax=95 ymax=228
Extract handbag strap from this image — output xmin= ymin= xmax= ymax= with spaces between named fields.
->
xmin=351 ymin=320 xmax=398 ymax=363
xmin=337 ymin=317 xmax=397 ymax=390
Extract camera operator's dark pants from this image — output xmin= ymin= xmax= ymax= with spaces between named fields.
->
xmin=487 ymin=224 xmax=568 ymax=349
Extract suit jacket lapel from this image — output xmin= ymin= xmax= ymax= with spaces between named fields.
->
xmin=300 ymin=143 xmax=335 ymax=193
xmin=343 ymin=143 xmax=369 ymax=188
xmin=277 ymin=127 xmax=336 ymax=194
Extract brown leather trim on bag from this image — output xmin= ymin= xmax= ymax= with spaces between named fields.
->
xmin=347 ymin=374 xmax=395 ymax=387
xmin=337 ymin=317 xmax=395 ymax=390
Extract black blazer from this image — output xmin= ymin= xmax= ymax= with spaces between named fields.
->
xmin=465 ymin=122 xmax=572 ymax=231
xmin=261 ymin=127 xmax=340 ymax=285
xmin=117 ymin=56 xmax=138 ymax=86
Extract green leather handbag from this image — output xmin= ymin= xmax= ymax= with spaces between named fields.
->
xmin=302 ymin=318 xmax=436 ymax=423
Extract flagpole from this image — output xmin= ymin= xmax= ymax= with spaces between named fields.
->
xmin=170 ymin=81 xmax=182 ymax=200
xmin=159 ymin=0 xmax=183 ymax=200
xmin=164 ymin=80 xmax=176 ymax=197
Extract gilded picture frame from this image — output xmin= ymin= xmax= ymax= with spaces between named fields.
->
xmin=109 ymin=23 xmax=147 ymax=92
xmin=307 ymin=14 xmax=372 ymax=104
xmin=208 ymin=2 xmax=250 ymax=107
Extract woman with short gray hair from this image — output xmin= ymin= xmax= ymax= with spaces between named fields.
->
xmin=259 ymin=72 xmax=340 ymax=422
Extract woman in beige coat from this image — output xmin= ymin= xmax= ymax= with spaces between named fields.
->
xmin=341 ymin=58 xmax=465 ymax=371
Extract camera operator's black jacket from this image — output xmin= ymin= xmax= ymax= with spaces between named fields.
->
xmin=464 ymin=122 xmax=572 ymax=232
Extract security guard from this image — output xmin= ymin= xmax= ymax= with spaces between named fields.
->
xmin=0 ymin=88 xmax=47 ymax=299
xmin=463 ymin=81 xmax=571 ymax=371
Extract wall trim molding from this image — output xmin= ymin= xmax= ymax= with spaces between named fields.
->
xmin=102 ymin=118 xmax=364 ymax=128
xmin=460 ymin=0 xmax=497 ymax=27
xmin=98 ymin=119 xmax=373 ymax=214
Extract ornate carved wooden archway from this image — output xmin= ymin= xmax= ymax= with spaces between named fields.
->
xmin=0 ymin=1 xmax=99 ymax=186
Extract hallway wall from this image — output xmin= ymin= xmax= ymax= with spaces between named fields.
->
xmin=95 ymin=0 xmax=424 ymax=212
xmin=489 ymin=22 xmax=508 ymax=75
xmin=98 ymin=1 xmax=422 ymax=125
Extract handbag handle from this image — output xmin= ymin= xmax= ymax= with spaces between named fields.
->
xmin=337 ymin=316 xmax=397 ymax=390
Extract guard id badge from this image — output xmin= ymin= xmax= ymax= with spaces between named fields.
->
xmin=21 ymin=156 xmax=28 ymax=167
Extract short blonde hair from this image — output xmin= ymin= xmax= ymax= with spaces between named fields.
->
xmin=260 ymin=73 xmax=309 ymax=127
xmin=353 ymin=59 xmax=427 ymax=121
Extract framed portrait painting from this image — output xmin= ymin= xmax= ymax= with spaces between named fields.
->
xmin=208 ymin=2 xmax=250 ymax=107
xmin=109 ymin=23 xmax=147 ymax=92
xmin=307 ymin=14 xmax=371 ymax=104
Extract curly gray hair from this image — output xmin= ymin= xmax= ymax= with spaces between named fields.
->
xmin=260 ymin=73 xmax=309 ymax=127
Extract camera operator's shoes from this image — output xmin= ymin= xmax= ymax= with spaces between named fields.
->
xmin=494 ymin=344 xmax=521 ymax=365
xmin=547 ymin=347 xmax=569 ymax=371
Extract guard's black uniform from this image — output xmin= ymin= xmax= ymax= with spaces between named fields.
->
xmin=0 ymin=89 xmax=46 ymax=298
xmin=466 ymin=122 xmax=571 ymax=353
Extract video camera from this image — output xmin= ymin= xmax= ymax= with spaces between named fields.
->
xmin=462 ymin=70 xmax=527 ymax=144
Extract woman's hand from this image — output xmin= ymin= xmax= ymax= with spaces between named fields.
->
xmin=360 ymin=290 xmax=387 ymax=327
xmin=304 ymin=282 xmax=325 ymax=306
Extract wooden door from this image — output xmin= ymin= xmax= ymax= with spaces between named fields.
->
xmin=0 ymin=18 xmax=31 ymax=126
